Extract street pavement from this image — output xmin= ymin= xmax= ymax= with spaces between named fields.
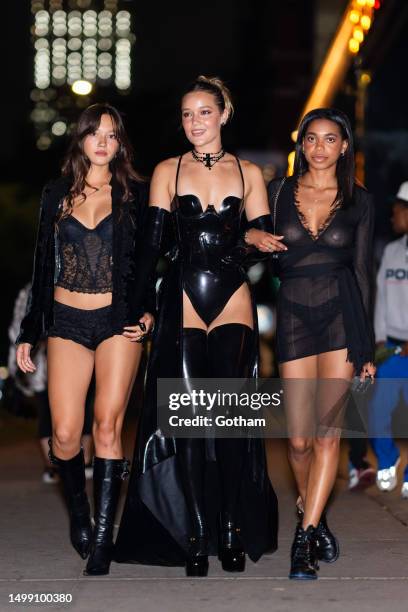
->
xmin=1 ymin=427 xmax=407 ymax=612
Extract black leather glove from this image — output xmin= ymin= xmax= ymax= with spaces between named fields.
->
xmin=221 ymin=214 xmax=273 ymax=270
xmin=131 ymin=206 xmax=170 ymax=317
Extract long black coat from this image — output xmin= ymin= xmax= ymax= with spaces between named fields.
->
xmin=17 ymin=175 xmax=155 ymax=347
xmin=114 ymin=211 xmax=279 ymax=566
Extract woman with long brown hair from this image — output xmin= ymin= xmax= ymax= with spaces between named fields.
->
xmin=16 ymin=103 xmax=155 ymax=576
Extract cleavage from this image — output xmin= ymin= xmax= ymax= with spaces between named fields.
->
xmin=177 ymin=193 xmax=242 ymax=216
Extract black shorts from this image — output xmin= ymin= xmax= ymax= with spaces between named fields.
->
xmin=47 ymin=301 xmax=116 ymax=350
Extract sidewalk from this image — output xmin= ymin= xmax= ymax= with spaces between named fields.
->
xmin=1 ymin=433 xmax=407 ymax=612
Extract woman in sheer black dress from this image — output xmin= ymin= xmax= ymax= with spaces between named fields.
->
xmin=115 ymin=76 xmax=280 ymax=576
xmin=246 ymin=108 xmax=375 ymax=580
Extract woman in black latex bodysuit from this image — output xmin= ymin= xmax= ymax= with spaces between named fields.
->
xmin=247 ymin=108 xmax=376 ymax=580
xmin=16 ymin=104 xmax=155 ymax=576
xmin=115 ymin=76 xmax=280 ymax=576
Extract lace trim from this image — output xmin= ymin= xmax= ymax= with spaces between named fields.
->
xmin=55 ymin=282 xmax=113 ymax=294
xmin=57 ymin=238 xmax=113 ymax=293
xmin=294 ymin=180 xmax=342 ymax=241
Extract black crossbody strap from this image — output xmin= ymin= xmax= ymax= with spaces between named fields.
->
xmin=273 ymin=177 xmax=286 ymax=234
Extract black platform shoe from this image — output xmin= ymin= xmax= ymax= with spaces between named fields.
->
xmin=48 ymin=441 xmax=92 ymax=560
xmin=297 ymin=506 xmax=339 ymax=564
xmin=289 ymin=525 xmax=319 ymax=580
xmin=185 ymin=536 xmax=209 ymax=577
xmin=84 ymin=457 xmax=129 ymax=576
xmin=218 ymin=514 xmax=246 ymax=573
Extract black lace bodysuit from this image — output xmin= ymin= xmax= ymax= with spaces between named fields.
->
xmin=171 ymin=155 xmax=246 ymax=325
xmin=268 ymin=176 xmax=375 ymax=374
xmin=55 ymin=213 xmax=113 ymax=293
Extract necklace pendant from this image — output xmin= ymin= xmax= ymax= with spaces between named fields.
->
xmin=191 ymin=148 xmax=225 ymax=170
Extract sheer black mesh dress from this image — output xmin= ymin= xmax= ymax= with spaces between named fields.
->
xmin=268 ymin=176 xmax=375 ymax=375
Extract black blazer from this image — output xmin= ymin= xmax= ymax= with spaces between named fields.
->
xmin=17 ymin=175 xmax=156 ymax=347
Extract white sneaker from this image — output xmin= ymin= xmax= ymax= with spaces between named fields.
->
xmin=42 ymin=467 xmax=59 ymax=484
xmin=376 ymin=457 xmax=400 ymax=492
xmin=401 ymin=482 xmax=408 ymax=499
xmin=348 ymin=466 xmax=376 ymax=491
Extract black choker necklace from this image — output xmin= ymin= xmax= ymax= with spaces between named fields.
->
xmin=191 ymin=149 xmax=225 ymax=170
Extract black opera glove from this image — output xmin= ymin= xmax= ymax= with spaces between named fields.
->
xmin=131 ymin=206 xmax=170 ymax=318
xmin=221 ymin=214 xmax=274 ymax=271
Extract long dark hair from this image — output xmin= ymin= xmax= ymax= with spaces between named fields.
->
xmin=294 ymin=108 xmax=355 ymax=207
xmin=61 ymin=103 xmax=142 ymax=215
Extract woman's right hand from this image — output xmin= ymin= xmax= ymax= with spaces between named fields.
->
xmin=16 ymin=343 xmax=36 ymax=373
xmin=244 ymin=228 xmax=287 ymax=253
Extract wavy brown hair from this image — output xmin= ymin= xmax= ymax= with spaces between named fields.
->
xmin=61 ymin=103 xmax=142 ymax=216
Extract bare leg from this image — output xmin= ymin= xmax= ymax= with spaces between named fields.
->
xmin=93 ymin=334 xmax=143 ymax=458
xmin=280 ymin=355 xmax=317 ymax=508
xmin=47 ymin=337 xmax=95 ymax=558
xmin=85 ymin=334 xmax=143 ymax=577
xmin=302 ymin=349 xmax=353 ymax=528
xmin=47 ymin=337 xmax=95 ymax=459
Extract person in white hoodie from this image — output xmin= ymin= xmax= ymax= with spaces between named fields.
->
xmin=369 ymin=181 xmax=408 ymax=498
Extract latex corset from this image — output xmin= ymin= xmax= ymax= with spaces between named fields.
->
xmin=174 ymin=195 xmax=243 ymax=271
xmin=172 ymin=194 xmax=245 ymax=325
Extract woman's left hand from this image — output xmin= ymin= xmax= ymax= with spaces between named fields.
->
xmin=244 ymin=228 xmax=287 ymax=253
xmin=123 ymin=312 xmax=155 ymax=343
xmin=359 ymin=362 xmax=376 ymax=382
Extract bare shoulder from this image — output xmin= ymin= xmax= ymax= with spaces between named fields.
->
xmin=238 ymin=158 xmax=264 ymax=183
xmin=152 ymin=156 xmax=179 ymax=179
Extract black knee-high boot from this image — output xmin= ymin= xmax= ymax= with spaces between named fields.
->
xmin=84 ymin=457 xmax=129 ymax=576
xmin=48 ymin=440 xmax=92 ymax=559
xmin=178 ymin=328 xmax=209 ymax=577
xmin=208 ymin=323 xmax=253 ymax=572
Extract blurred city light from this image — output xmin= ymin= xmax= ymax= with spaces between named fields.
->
xmin=353 ymin=27 xmax=364 ymax=43
xmin=361 ymin=15 xmax=372 ymax=30
xmin=72 ymin=79 xmax=92 ymax=95
xmin=30 ymin=0 xmax=134 ymax=148
xmin=298 ymin=0 xmax=382 ymax=120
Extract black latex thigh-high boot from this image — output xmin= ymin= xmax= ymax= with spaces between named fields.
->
xmin=207 ymin=323 xmax=253 ymax=572
xmin=178 ymin=327 xmax=209 ymax=577
xmin=48 ymin=440 xmax=92 ymax=559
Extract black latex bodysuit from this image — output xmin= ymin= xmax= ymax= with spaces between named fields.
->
xmin=171 ymin=155 xmax=247 ymax=325
xmin=55 ymin=213 xmax=113 ymax=293
xmin=114 ymin=155 xmax=278 ymax=567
